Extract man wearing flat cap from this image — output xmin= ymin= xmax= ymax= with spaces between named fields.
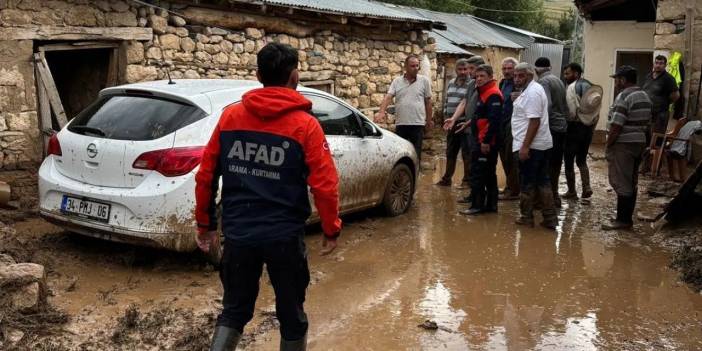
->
xmin=603 ymin=65 xmax=652 ymax=230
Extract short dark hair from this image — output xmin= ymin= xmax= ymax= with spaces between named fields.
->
xmin=405 ymin=54 xmax=420 ymax=65
xmin=467 ymin=56 xmax=485 ymax=66
xmin=474 ymin=64 xmax=493 ymax=77
xmin=257 ymin=43 xmax=299 ymax=86
xmin=564 ymin=62 xmax=583 ymax=75
xmin=535 ymin=57 xmax=551 ymax=68
xmin=655 ymin=55 xmax=668 ymax=64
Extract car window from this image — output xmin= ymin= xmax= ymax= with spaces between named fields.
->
xmin=305 ymin=95 xmax=363 ymax=137
xmin=68 ymin=95 xmax=207 ymax=141
xmin=361 ymin=117 xmax=382 ymax=137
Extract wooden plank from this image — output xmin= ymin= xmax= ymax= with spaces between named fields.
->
xmin=39 ymin=42 xmax=119 ymax=52
xmin=1 ymin=26 xmax=152 ymax=41
xmin=106 ymin=47 xmax=119 ymax=87
xmin=34 ymin=53 xmax=68 ymax=128
xmin=35 ymin=66 xmax=53 ymax=155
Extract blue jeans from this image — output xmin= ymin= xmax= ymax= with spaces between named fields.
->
xmin=517 ymin=149 xmax=551 ymax=190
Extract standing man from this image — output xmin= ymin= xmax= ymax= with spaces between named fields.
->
xmin=195 ymin=43 xmax=342 ymax=351
xmin=376 ymin=55 xmax=433 ymax=161
xmin=641 ymin=55 xmax=680 ymax=173
xmin=562 ymin=63 xmax=600 ymax=199
xmin=535 ymin=57 xmax=568 ymax=208
xmin=443 ymin=55 xmax=486 ymax=198
xmin=511 ymin=63 xmax=558 ymax=229
xmin=461 ymin=64 xmax=503 ymax=215
xmin=436 ymin=58 xmax=472 ymax=186
xmin=603 ymin=66 xmax=651 ymax=230
xmin=499 ymin=57 xmax=520 ymax=200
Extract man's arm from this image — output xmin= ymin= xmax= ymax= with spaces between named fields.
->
xmin=519 ymin=118 xmax=541 ymax=161
xmin=303 ymin=118 xmax=342 ymax=240
xmin=606 ymin=124 xmax=623 ymax=147
xmin=443 ymin=98 xmax=466 ymax=131
xmin=670 ymin=90 xmax=680 ymax=104
xmin=374 ymin=94 xmax=394 ymax=123
xmin=425 ymin=97 xmax=433 ymax=129
xmin=607 ymin=96 xmax=629 ymax=146
xmin=194 ymin=123 xmax=223 ymax=252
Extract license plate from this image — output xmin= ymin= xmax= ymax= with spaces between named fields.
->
xmin=60 ymin=196 xmax=111 ymax=222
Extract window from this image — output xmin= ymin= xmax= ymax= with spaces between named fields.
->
xmin=305 ymin=95 xmax=363 ymax=137
xmin=68 ymin=95 xmax=207 ymax=141
xmin=361 ymin=117 xmax=382 ymax=137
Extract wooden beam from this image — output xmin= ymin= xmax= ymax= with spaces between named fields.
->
xmin=35 ymin=65 xmax=53 ymax=154
xmin=33 ymin=53 xmax=68 ymax=128
xmin=0 ymin=27 xmax=152 ymax=41
xmin=581 ymin=0 xmax=628 ymax=13
xmin=38 ymin=42 xmax=120 ymax=52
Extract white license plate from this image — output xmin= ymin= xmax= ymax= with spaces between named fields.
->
xmin=60 ymin=196 xmax=111 ymax=222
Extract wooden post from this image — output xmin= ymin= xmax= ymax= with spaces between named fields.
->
xmin=33 ymin=52 xmax=68 ymax=128
xmin=683 ymin=1 xmax=695 ymax=117
xmin=35 ymin=65 xmax=53 ymax=155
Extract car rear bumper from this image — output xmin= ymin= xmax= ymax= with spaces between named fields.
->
xmin=40 ymin=209 xmax=197 ymax=252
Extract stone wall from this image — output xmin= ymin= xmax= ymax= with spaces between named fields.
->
xmin=0 ymin=0 xmax=438 ymax=207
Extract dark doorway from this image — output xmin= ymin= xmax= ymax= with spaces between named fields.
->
xmin=44 ymin=48 xmax=112 ymax=119
xmin=615 ymin=51 xmax=653 ymax=97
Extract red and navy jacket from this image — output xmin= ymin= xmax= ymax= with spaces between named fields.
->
xmin=195 ymin=87 xmax=342 ymax=246
xmin=471 ymin=80 xmax=504 ymax=146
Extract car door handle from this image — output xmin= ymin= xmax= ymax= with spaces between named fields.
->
xmin=333 ymin=152 xmax=344 ymax=158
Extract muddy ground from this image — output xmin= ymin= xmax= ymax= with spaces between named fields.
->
xmin=1 ymin=140 xmax=702 ymax=350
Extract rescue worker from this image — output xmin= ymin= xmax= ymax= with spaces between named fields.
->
xmin=461 ymin=64 xmax=503 ymax=215
xmin=195 ymin=43 xmax=342 ymax=351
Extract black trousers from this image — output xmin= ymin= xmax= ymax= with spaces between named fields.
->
xmin=216 ymin=236 xmax=310 ymax=341
xmin=564 ymin=121 xmax=593 ymax=172
xmin=469 ymin=142 xmax=498 ymax=210
xmin=395 ymin=125 xmax=425 ymax=162
xmin=441 ymin=125 xmax=471 ymax=182
xmin=549 ymin=131 xmax=566 ymax=199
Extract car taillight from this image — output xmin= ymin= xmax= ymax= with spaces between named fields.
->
xmin=47 ymin=134 xmax=62 ymax=157
xmin=133 ymin=146 xmax=204 ymax=177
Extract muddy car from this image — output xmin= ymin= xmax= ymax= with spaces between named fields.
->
xmin=38 ymin=80 xmax=418 ymax=251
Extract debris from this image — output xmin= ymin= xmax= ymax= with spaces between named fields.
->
xmin=418 ymin=320 xmax=439 ymax=330
xmin=664 ymin=160 xmax=702 ymax=223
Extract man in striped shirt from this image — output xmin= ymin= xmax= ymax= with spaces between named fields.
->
xmin=603 ymin=65 xmax=652 ymax=230
xmin=436 ymin=58 xmax=473 ymax=186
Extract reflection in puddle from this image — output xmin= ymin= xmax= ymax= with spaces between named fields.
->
xmin=417 ymin=280 xmax=468 ymax=350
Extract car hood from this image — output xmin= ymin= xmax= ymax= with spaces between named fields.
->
xmin=241 ymin=87 xmax=312 ymax=120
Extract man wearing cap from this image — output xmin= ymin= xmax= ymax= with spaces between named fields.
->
xmin=534 ymin=57 xmax=569 ymax=208
xmin=603 ymin=65 xmax=652 ymax=230
xmin=562 ymin=63 xmax=601 ymax=200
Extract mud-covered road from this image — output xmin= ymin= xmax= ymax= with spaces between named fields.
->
xmin=4 ymin=150 xmax=702 ymax=350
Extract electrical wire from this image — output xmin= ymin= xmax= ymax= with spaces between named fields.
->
xmin=442 ymin=0 xmax=545 ymax=13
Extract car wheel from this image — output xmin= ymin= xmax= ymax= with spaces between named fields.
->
xmin=382 ymin=163 xmax=414 ymax=216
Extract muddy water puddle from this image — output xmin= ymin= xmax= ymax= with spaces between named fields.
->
xmin=10 ymin=154 xmax=702 ymax=350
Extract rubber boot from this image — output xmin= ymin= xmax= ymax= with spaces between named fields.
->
xmin=515 ymin=189 xmax=535 ymax=226
xmin=280 ymin=334 xmax=307 ymax=351
xmin=562 ymin=169 xmax=578 ymax=199
xmin=538 ymin=186 xmax=558 ymax=229
xmin=601 ymin=195 xmax=633 ymax=230
xmin=210 ymin=326 xmax=241 ymax=351
xmin=579 ymin=165 xmax=593 ymax=198
xmin=436 ymin=159 xmax=456 ymax=186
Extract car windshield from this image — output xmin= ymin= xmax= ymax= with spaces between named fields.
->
xmin=68 ymin=95 xmax=207 ymax=141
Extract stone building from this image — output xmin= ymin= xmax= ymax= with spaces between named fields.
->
xmin=0 ymin=0 xmax=441 ymax=207
xmin=576 ymin=0 xmax=701 ymax=151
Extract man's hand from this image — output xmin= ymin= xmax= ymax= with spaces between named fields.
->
xmin=374 ymin=111 xmax=387 ymax=123
xmin=320 ymin=235 xmax=338 ymax=256
xmin=454 ymin=121 xmax=470 ymax=134
xmin=196 ymin=230 xmax=219 ymax=253
xmin=481 ymin=143 xmax=490 ymax=154
xmin=425 ymin=119 xmax=434 ymax=130
xmin=519 ymin=146 xmax=530 ymax=161
xmin=443 ymin=118 xmax=456 ymax=131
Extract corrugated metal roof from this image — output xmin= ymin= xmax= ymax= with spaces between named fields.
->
xmin=232 ymin=0 xmax=435 ymax=23
xmin=387 ymin=6 xmax=522 ymax=49
xmin=429 ymin=31 xmax=474 ymax=55
xmin=473 ymin=16 xmax=562 ymax=44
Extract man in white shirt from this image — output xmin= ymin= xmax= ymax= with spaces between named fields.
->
xmin=511 ymin=62 xmax=557 ymax=229
xmin=375 ymin=55 xmax=433 ymax=161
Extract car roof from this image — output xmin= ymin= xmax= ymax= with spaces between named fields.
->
xmin=101 ymin=79 xmax=331 ymax=114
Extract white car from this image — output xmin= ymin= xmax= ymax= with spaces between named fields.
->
xmin=38 ymin=80 xmax=417 ymax=251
